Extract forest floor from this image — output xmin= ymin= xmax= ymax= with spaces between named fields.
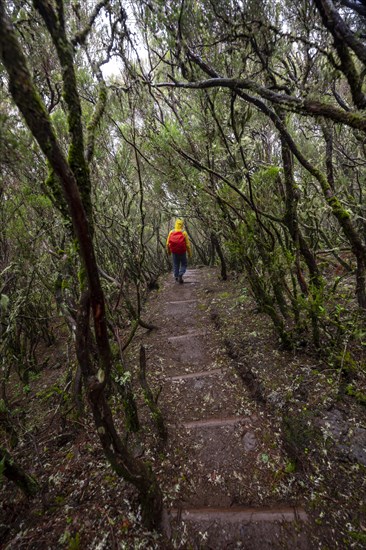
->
xmin=1 ymin=267 xmax=366 ymax=549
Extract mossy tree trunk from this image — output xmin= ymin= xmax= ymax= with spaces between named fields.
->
xmin=139 ymin=345 xmax=167 ymax=442
xmin=0 ymin=446 xmax=39 ymax=497
xmin=0 ymin=5 xmax=163 ymax=530
xmin=279 ymin=113 xmax=322 ymax=347
xmin=211 ymin=232 xmax=227 ymax=280
xmin=243 ymin=255 xmax=293 ymax=349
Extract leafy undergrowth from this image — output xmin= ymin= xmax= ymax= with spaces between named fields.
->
xmin=204 ymin=271 xmax=366 ymax=549
xmin=0 ymin=338 xmax=166 ymax=548
xmin=1 ymin=267 xmax=366 ymax=549
xmin=1 ymin=399 xmax=165 ymax=549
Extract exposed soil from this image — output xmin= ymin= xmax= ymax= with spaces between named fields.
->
xmin=1 ymin=267 xmax=366 ymax=548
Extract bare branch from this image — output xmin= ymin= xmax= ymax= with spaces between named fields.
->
xmin=71 ymin=0 xmax=110 ymax=47
xmin=339 ymin=0 xmax=366 ymax=16
xmin=155 ymin=75 xmax=366 ymax=133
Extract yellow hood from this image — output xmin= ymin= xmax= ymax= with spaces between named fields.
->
xmin=175 ymin=219 xmax=184 ymax=231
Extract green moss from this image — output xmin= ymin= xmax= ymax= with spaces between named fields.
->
xmin=346 ymin=384 xmax=366 ymax=406
xmin=68 ymin=532 xmax=81 ymax=550
xmin=67 ymin=141 xmax=91 ymax=199
xmin=284 ymin=460 xmax=296 ymax=473
xmin=348 ymin=112 xmax=366 ymax=126
xmin=31 ymin=87 xmax=49 ymax=118
xmin=77 ymin=266 xmax=87 ymax=291
xmin=326 ymin=195 xmax=351 ymax=219
xmin=334 ymin=351 xmax=357 ymax=372
xmin=349 ymin=531 xmax=366 ymax=544
xmin=36 ymin=383 xmax=70 ymax=403
xmin=45 ymin=166 xmax=71 ymax=222
xmin=103 ymin=474 xmax=117 ymax=486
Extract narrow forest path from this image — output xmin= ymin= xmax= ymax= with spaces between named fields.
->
xmin=141 ymin=267 xmax=310 ymax=549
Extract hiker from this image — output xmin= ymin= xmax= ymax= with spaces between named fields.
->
xmin=166 ymin=219 xmax=192 ymax=283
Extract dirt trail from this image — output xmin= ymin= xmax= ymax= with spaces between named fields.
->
xmin=142 ymin=268 xmax=310 ymax=549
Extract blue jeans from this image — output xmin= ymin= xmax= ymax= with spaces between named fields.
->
xmin=172 ymin=252 xmax=187 ymax=278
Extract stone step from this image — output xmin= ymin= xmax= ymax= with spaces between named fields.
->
xmin=167 ymin=331 xmax=207 ymax=342
xmin=166 ymin=368 xmax=223 ymax=381
xmin=166 ymin=299 xmax=198 ymax=305
xmin=166 ymin=276 xmax=200 ymax=285
xmin=170 ymin=506 xmax=310 ymax=549
xmin=177 ymin=278 xmax=200 ymax=284
xmin=174 ymin=505 xmax=307 ymax=523
xmin=182 ymin=416 xmax=249 ymax=429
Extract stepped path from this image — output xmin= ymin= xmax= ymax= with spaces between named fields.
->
xmin=142 ymin=268 xmax=310 ymax=549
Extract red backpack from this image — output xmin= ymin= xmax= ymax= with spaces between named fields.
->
xmin=169 ymin=231 xmax=187 ymax=254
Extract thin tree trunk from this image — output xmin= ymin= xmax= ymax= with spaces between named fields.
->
xmin=139 ymin=345 xmax=167 ymax=442
xmin=211 ymin=232 xmax=228 ymax=280
xmin=182 ymin=55 xmax=366 ymax=307
xmin=75 ymin=292 xmax=162 ymax=528
xmin=243 ymin=256 xmax=293 ymax=349
xmin=0 ymin=446 xmax=39 ymax=496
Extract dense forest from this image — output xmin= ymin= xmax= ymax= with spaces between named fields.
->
xmin=1 ymin=0 xmax=366 ymax=548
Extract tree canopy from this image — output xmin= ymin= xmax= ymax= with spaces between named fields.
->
xmin=1 ymin=0 xmax=366 ymax=544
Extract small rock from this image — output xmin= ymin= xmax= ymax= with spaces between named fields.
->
xmin=349 ymin=427 xmax=366 ymax=466
xmin=242 ymin=431 xmax=257 ymax=451
xmin=267 ymin=390 xmax=285 ymax=409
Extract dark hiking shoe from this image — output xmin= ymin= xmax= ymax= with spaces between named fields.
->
xmin=178 ymin=275 xmax=183 ymax=284
xmin=175 ymin=277 xmax=179 ymax=282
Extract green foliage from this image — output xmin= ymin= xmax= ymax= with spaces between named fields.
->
xmin=284 ymin=460 xmax=296 ymax=473
xmin=226 ymin=223 xmax=252 ymax=267
xmin=114 ymin=369 xmax=132 ymax=385
xmin=349 ymin=531 xmax=366 ymax=545
xmin=282 ymin=410 xmax=320 ymax=464
xmin=334 ymin=351 xmax=357 ymax=372
xmin=1 ymin=0 xmax=366 ymax=544
xmin=67 ymin=533 xmax=81 ymax=550
xmin=77 ymin=266 xmax=87 ymax=291
xmin=157 ymin=119 xmax=182 ymax=145
xmin=253 ymin=166 xmax=281 ymax=185
xmin=36 ymin=382 xmax=70 ymax=404
xmin=58 ymin=530 xmax=81 ymax=549
xmin=22 ymin=185 xmax=52 ymax=209
xmin=50 ymin=108 xmax=68 ymax=133
xmin=345 ymin=384 xmax=366 ymax=406
xmin=0 ymin=294 xmax=9 ymax=311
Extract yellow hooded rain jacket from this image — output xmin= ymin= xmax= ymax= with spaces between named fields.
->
xmin=166 ymin=219 xmax=192 ymax=257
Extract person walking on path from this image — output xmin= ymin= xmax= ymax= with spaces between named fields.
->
xmin=166 ymin=219 xmax=192 ymax=283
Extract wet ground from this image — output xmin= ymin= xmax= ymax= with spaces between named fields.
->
xmin=142 ymin=268 xmax=311 ymax=548
xmin=3 ymin=266 xmax=364 ymax=548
